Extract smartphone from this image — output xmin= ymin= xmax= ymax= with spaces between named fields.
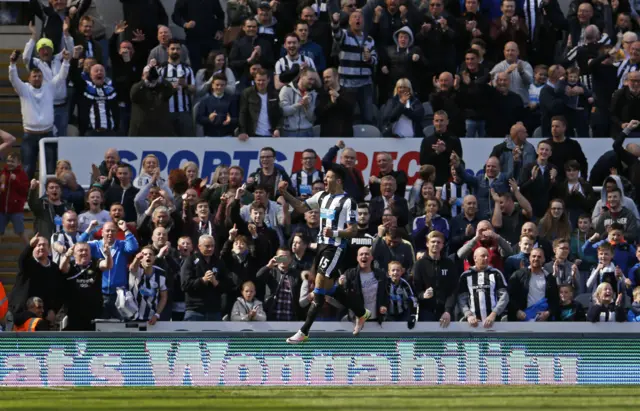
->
xmin=275 ymin=255 xmax=288 ymax=263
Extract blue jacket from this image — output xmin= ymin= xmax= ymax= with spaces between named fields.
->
xmin=411 ymin=214 xmax=449 ymax=252
xmin=80 ymin=232 xmax=139 ymax=294
xmin=582 ymin=239 xmax=637 ymax=274
xmin=627 ymin=302 xmax=640 ymax=322
xmin=457 ymin=163 xmax=509 ymax=219
xmin=504 ymin=252 xmax=529 ymax=280
xmin=196 ymin=93 xmax=238 ymax=137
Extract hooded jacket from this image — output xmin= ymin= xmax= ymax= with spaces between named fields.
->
xmin=380 ymin=27 xmax=426 ymax=90
xmin=279 ymin=82 xmax=317 ymax=132
xmin=412 ymin=255 xmax=458 ymax=317
xmin=591 ymin=175 xmax=640 ymax=225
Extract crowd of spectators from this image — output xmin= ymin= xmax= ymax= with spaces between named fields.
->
xmin=2 ymin=0 xmax=640 ymax=330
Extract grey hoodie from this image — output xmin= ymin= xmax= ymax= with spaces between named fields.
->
xmin=591 ymin=175 xmax=640 ymax=225
xmin=393 ymin=26 xmax=414 ymax=49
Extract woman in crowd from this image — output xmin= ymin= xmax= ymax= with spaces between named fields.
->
xmin=410 ymin=180 xmax=437 ymax=220
xmin=182 ymin=161 xmax=206 ymax=196
xmin=134 ymin=154 xmax=162 ymax=189
xmin=195 ymin=50 xmax=237 ymax=102
xmin=380 ymin=79 xmax=425 ymax=138
xmin=587 ymin=282 xmax=626 ymax=322
xmin=538 ymin=199 xmax=572 ymax=242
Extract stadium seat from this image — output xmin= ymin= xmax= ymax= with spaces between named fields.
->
xmin=353 ymin=124 xmax=381 ymax=137
xmin=423 ymin=125 xmax=435 ymax=136
xmin=532 ymin=126 xmax=542 ymax=138
xmin=422 ymin=102 xmax=434 ymax=128
xmin=575 ymin=292 xmax=592 ymax=308
xmin=193 ymin=102 xmax=203 ymax=137
xmin=312 ymin=124 xmax=321 ymax=137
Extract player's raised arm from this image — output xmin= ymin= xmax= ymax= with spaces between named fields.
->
xmin=278 ymin=181 xmax=311 ymax=214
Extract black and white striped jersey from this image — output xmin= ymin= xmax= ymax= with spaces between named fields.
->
xmin=129 ymin=266 xmax=168 ymax=321
xmin=158 ymin=62 xmax=194 ymax=113
xmin=615 ymin=58 xmax=639 ymax=89
xmin=291 ymin=168 xmax=323 ymax=196
xmin=458 ymin=266 xmax=508 ymax=320
xmin=275 ymin=54 xmax=316 ymax=76
xmin=304 ymin=191 xmax=356 ymax=248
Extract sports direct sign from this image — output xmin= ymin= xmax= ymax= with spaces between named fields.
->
xmin=57 ymin=137 xmax=636 ymax=188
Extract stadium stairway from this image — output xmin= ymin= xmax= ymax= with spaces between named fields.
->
xmin=0 ymin=48 xmax=32 ymax=295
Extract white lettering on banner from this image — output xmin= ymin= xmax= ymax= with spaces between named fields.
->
xmin=57 ymin=137 xmax=640 ymax=189
xmin=0 ymin=341 xmax=581 ymax=386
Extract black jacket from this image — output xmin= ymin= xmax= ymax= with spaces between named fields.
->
xmin=104 ymin=184 xmax=139 ymax=223
xmin=171 ymin=0 xmax=225 ymax=44
xmin=587 ymin=302 xmax=626 ymax=322
xmin=30 ymin=0 xmax=91 ymax=52
xmin=429 ymin=90 xmax=465 ymax=137
xmin=539 ymin=83 xmax=567 ymax=136
xmin=120 ymin=0 xmax=168 ymax=48
xmin=129 ymin=80 xmax=175 ymax=137
xmin=507 ymin=268 xmax=559 ymax=321
xmin=180 ymin=251 xmax=230 ymax=314
xmin=238 ymin=86 xmax=283 ymax=137
xmin=220 ymin=238 xmax=266 ymax=308
xmin=109 ymin=33 xmax=143 ymax=106
xmin=380 ymin=95 xmax=425 ymax=138
xmin=487 ymin=89 xmax=525 ymax=137
xmin=611 ymin=87 xmax=640 ymax=135
xmin=369 ymin=195 xmax=410 ymax=230
xmin=343 ymin=266 xmax=388 ymax=323
xmin=457 ymin=67 xmax=492 ymax=120
xmin=419 ymin=131 xmax=463 ymax=186
xmin=315 ymin=88 xmax=355 ymax=137
xmin=257 ymin=266 xmax=304 ymax=320
xmin=412 ymin=255 xmax=458 ymax=317
xmin=229 ymin=35 xmax=276 ymax=81
xmin=9 ymin=246 xmax=61 ymax=316
xmin=519 ymin=161 xmax=558 ymax=218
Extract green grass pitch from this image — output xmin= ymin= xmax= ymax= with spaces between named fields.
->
xmin=1 ymin=386 xmax=639 ymax=410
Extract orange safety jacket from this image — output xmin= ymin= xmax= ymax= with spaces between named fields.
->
xmin=14 ymin=317 xmax=42 ymax=332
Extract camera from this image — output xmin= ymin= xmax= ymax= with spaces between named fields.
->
xmin=147 ymin=66 xmax=160 ymax=82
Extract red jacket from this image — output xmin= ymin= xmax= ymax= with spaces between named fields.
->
xmin=0 ymin=165 xmax=29 ymax=214
xmin=463 ymin=239 xmax=505 ymax=272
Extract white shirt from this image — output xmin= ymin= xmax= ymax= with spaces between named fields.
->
xmin=392 ymin=99 xmax=414 ymax=138
xmin=527 ymin=271 xmax=547 ymax=308
xmin=256 ymin=92 xmax=271 ymax=136
xmin=9 ymin=61 xmax=70 ymax=132
xmin=359 ymin=271 xmax=378 ymax=320
xmin=23 ymin=35 xmax=74 ymax=105
xmin=78 ymin=210 xmax=111 ymax=232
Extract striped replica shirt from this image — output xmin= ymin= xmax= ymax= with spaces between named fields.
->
xmin=387 ymin=278 xmax=417 ymax=317
xmin=84 ymin=82 xmax=118 ymax=131
xmin=457 ymin=266 xmax=508 ymax=321
xmin=158 ymin=62 xmax=195 ymax=113
xmin=441 ymin=181 xmax=470 ymax=217
xmin=275 ymin=54 xmax=316 ymax=76
xmin=615 ymin=58 xmax=639 ymax=89
xmin=129 ymin=266 xmax=167 ymax=321
xmin=290 ymin=168 xmax=323 ymax=196
xmin=304 ymin=191 xmax=356 ymax=247
xmin=331 ymin=25 xmax=377 ymax=88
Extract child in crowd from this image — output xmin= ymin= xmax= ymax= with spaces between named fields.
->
xmin=585 ymin=242 xmax=625 ymax=295
xmin=570 ymin=214 xmax=598 ymax=271
xmin=556 ymin=67 xmax=594 ymax=137
xmin=545 ymin=238 xmax=581 ymax=292
xmin=627 ymin=287 xmax=640 ymax=322
xmin=230 ymin=281 xmax=267 ymax=321
xmin=587 ymin=282 xmax=626 ymax=322
xmin=0 ymin=152 xmax=29 ymax=245
xmin=558 ymin=284 xmax=586 ymax=321
xmin=78 ymin=187 xmax=111 ymax=232
xmin=526 ymin=64 xmax=548 ymax=132
xmin=582 ymin=223 xmax=637 ymax=274
xmin=504 ymin=234 xmax=534 ymax=279
xmin=386 ymin=261 xmax=416 ymax=322
xmin=440 ymin=165 xmax=470 ymax=218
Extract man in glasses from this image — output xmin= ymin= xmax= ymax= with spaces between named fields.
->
xmin=291 ymin=149 xmax=324 ymax=198
xmin=247 ymin=147 xmax=295 ymax=201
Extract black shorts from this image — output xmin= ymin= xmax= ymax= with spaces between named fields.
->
xmin=313 ymin=244 xmax=347 ymax=280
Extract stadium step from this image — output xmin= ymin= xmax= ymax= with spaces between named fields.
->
xmin=0 ymin=211 xmax=33 ymax=289
xmin=0 ymin=99 xmax=20 ymax=113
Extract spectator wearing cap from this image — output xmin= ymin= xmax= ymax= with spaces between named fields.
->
xmin=369 ymin=152 xmax=408 ymax=198
xmin=519 ymin=140 xmax=558 ymax=218
xmin=543 ymin=116 xmax=589 ymax=181
xmin=415 ymin=0 xmax=457 ymax=78
xmin=491 ymin=182 xmax=533 ymax=246
xmin=331 ymin=10 xmax=377 ymax=125
xmin=275 ymin=33 xmax=317 ymax=90
xmin=29 ymin=0 xmax=90 ymax=53
xmin=23 ymin=20 xmax=74 ymax=139
xmin=369 ymin=175 xmax=410 ymax=230
xmin=9 ymin=49 xmax=70 ymax=179
xmin=315 ymin=68 xmax=355 ymax=137
xmin=256 ymin=2 xmax=282 ymax=62
xmin=147 ymin=25 xmax=191 ymax=66
xmin=457 ymin=48 xmax=491 ymax=137
xmin=486 ymin=72 xmax=526 ymax=137
xmin=196 ymin=74 xmax=238 ymax=137
xmin=611 ymin=71 xmax=640 ymax=135
xmin=378 ymin=26 xmax=426 ymax=101
xmin=238 ymin=69 xmax=282 ymax=139
xmin=171 ymin=0 xmax=225 ymax=72
xmin=380 ymin=78 xmax=425 ymax=138
xmin=490 ymin=122 xmax=536 ymax=180
xmin=429 ymin=73 xmax=465 ymax=137
xmin=279 ymin=67 xmax=319 ymax=137
xmin=69 ymin=49 xmax=118 ymax=136
xmin=322 ymin=141 xmax=365 ymax=202
xmin=129 ymin=63 xmax=175 ymax=137
xmin=490 ymin=42 xmax=534 ymax=105
xmin=420 ymin=111 xmax=463 ymax=187
xmin=110 ymin=22 xmax=143 ymax=136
